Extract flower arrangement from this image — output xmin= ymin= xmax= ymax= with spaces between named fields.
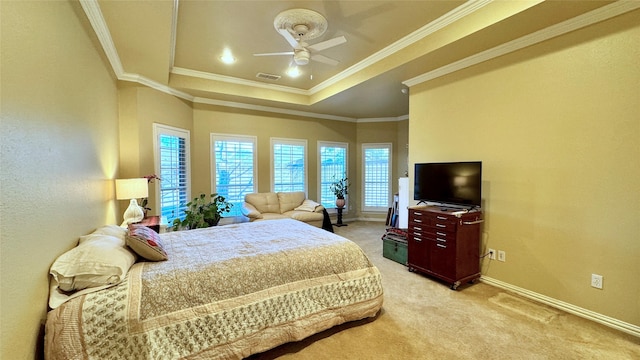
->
xmin=330 ymin=176 xmax=349 ymax=199
xmin=140 ymin=174 xmax=161 ymax=214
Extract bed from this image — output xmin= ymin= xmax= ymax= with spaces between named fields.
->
xmin=45 ymin=219 xmax=383 ymax=359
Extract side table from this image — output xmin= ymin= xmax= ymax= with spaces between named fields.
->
xmin=138 ymin=216 xmax=168 ymax=233
xmin=334 ymin=207 xmax=348 ymax=227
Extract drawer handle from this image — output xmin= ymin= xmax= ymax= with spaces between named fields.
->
xmin=436 ymin=238 xmax=446 ymax=243
xmin=463 ymin=219 xmax=485 ymax=225
xmin=414 ymin=219 xmax=422 ymax=223
xmin=436 ymin=224 xmax=446 ymax=228
xmin=436 ymin=232 xmax=446 ymax=236
xmin=414 ymin=212 xmax=422 ymax=216
xmin=413 ymin=237 xmax=422 ymax=242
xmin=437 ymin=244 xmax=446 ymax=248
xmin=414 ymin=227 xmax=423 ymax=231
xmin=437 ymin=216 xmax=447 ymax=220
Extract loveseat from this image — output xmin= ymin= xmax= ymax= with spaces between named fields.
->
xmin=241 ymin=191 xmax=325 ymax=227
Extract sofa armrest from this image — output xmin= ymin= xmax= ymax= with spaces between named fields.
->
xmin=313 ymin=204 xmax=325 ymax=213
xmin=241 ymin=202 xmax=263 ymax=220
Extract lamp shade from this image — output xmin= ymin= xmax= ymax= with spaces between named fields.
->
xmin=115 ymin=178 xmax=148 ymax=200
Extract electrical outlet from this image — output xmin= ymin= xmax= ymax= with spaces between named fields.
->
xmin=591 ymin=274 xmax=603 ymax=289
xmin=488 ymin=248 xmax=496 ymax=260
xmin=497 ymin=250 xmax=506 ymax=262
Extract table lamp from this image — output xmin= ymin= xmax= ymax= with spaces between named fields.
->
xmin=115 ymin=178 xmax=149 ymax=227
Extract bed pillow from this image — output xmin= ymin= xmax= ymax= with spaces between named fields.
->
xmin=79 ymin=224 xmax=127 ymax=245
xmin=49 ymin=235 xmax=136 ymax=293
xmin=294 ymin=199 xmax=321 ymax=212
xmin=126 ymin=224 xmax=168 ymax=261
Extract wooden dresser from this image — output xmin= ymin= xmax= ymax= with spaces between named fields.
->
xmin=407 ymin=206 xmax=483 ymax=289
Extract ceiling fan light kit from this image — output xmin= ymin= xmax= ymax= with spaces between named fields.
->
xmin=293 ymin=49 xmax=310 ymax=65
xmin=253 ymin=8 xmax=347 ymax=69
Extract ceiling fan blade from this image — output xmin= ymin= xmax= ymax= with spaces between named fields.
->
xmin=307 ymin=36 xmax=346 ymax=52
xmin=277 ymin=28 xmax=301 ymax=49
xmin=253 ymin=51 xmax=295 ymax=57
xmin=311 ymin=54 xmax=339 ymax=66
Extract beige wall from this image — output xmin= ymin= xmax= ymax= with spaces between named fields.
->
xmin=408 ymin=10 xmax=640 ymax=325
xmin=356 ymin=120 xmax=408 ymax=220
xmin=115 ymin=96 xmax=406 ymax=221
xmin=397 ymin=120 xmax=409 ymax=177
xmin=0 ymin=1 xmax=120 ymax=359
xmin=118 ymin=83 xmax=193 ymax=218
xmin=191 ymin=103 xmax=358 ymax=206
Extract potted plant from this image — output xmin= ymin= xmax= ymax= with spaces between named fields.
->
xmin=330 ymin=176 xmax=349 ymax=208
xmin=172 ymin=193 xmax=232 ymax=230
xmin=140 ymin=174 xmax=161 ymax=217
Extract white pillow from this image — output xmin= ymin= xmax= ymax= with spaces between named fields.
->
xmin=294 ymin=199 xmax=321 ymax=212
xmin=78 ymin=224 xmax=127 ymax=244
xmin=48 ymin=234 xmax=136 ymax=309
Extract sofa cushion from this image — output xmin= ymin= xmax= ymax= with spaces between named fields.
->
xmin=285 ymin=210 xmax=324 ymax=223
xmin=245 ymin=192 xmax=280 ymax=214
xmin=277 ymin=191 xmax=306 ymax=213
xmin=258 ymin=213 xmax=290 ymax=221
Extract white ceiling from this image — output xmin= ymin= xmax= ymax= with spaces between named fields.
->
xmin=85 ymin=0 xmax=624 ymax=121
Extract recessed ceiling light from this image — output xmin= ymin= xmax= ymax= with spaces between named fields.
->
xmin=220 ymin=48 xmax=236 ymax=64
xmin=286 ymin=66 xmax=301 ymax=78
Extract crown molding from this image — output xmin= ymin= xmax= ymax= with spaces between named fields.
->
xmin=84 ymin=0 xmax=636 ymax=123
xmin=194 ymin=97 xmax=357 ymax=122
xmin=357 ymin=115 xmax=409 ymax=123
xmin=79 ymin=0 xmax=124 ymax=77
xmin=403 ymin=0 xmax=640 ymax=87
xmin=166 ymin=0 xmax=491 ymax=96
xmin=120 ymin=73 xmax=194 ymax=102
xmin=169 ymin=0 xmax=179 ymax=69
xmin=309 ymin=0 xmax=492 ymax=94
xmin=171 ymin=67 xmax=309 ymax=96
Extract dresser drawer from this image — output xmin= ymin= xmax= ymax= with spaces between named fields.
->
xmin=426 ymin=213 xmax=457 ymax=229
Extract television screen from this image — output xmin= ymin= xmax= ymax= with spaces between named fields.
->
xmin=414 ymin=161 xmax=482 ymax=208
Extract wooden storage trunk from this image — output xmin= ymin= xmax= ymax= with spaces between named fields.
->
xmin=383 ymin=238 xmax=408 ymax=265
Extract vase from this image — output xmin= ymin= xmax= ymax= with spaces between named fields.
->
xmin=335 ymin=198 xmax=345 ymax=208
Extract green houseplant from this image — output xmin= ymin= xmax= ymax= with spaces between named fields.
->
xmin=330 ymin=176 xmax=349 ymax=199
xmin=330 ymin=176 xmax=349 ymax=208
xmin=172 ymin=193 xmax=232 ymax=230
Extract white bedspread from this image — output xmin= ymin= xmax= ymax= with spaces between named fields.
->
xmin=45 ymin=219 xmax=383 ymax=359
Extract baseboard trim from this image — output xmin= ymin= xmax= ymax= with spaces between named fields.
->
xmin=481 ymin=276 xmax=640 ymax=337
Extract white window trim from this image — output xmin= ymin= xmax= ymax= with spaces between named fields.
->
xmin=270 ymin=137 xmax=308 ymax=194
xmin=210 ymin=133 xmax=258 ymax=197
xmin=317 ymin=141 xmax=349 ymax=213
xmin=152 ymin=123 xmax=191 ymax=219
xmin=362 ymin=142 xmax=393 ymax=212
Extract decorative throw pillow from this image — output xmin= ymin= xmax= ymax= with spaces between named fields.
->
xmin=126 ymin=224 xmax=168 ymax=261
xmin=294 ymin=199 xmax=321 ymax=212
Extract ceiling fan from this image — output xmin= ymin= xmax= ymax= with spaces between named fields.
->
xmin=253 ymin=9 xmax=347 ymax=66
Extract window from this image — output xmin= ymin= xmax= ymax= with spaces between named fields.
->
xmin=211 ymin=134 xmax=257 ymax=217
xmin=153 ymin=124 xmax=190 ymax=224
xmin=318 ymin=141 xmax=348 ymax=210
xmin=362 ymin=143 xmax=392 ymax=212
xmin=271 ymin=138 xmax=306 ymax=193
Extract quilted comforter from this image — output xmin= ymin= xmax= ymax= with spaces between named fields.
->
xmin=45 ymin=219 xmax=383 ymax=359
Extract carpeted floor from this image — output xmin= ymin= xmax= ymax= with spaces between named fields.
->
xmin=251 ymin=221 xmax=639 ymax=359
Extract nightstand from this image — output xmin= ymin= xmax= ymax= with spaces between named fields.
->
xmin=138 ymin=216 xmax=168 ymax=233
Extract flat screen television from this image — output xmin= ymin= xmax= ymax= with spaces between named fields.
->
xmin=414 ymin=161 xmax=482 ymax=208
